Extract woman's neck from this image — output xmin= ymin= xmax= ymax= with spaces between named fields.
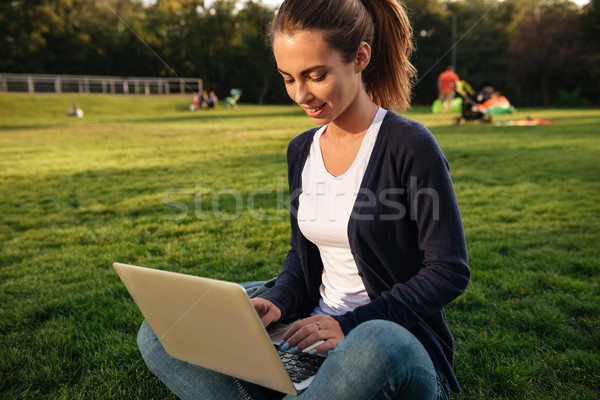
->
xmin=327 ymin=94 xmax=379 ymax=140
xmin=318 ymin=95 xmax=380 ymax=177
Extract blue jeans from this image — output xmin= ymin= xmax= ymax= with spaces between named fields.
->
xmin=137 ymin=281 xmax=449 ymax=400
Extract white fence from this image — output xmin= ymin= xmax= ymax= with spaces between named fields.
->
xmin=0 ymin=73 xmax=203 ymax=95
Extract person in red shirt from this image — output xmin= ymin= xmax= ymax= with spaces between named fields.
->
xmin=437 ymin=65 xmax=460 ymax=114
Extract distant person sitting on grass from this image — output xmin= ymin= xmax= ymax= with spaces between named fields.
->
xmin=199 ymin=90 xmax=218 ymax=109
xmin=66 ymin=104 xmax=84 ymax=118
xmin=206 ymin=91 xmax=218 ymax=109
xmin=198 ymin=90 xmax=209 ymax=109
xmin=190 ymin=95 xmax=201 ymax=111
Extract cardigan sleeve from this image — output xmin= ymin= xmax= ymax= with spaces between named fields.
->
xmin=264 ymin=129 xmax=322 ymax=322
xmin=334 ymin=116 xmax=470 ymax=334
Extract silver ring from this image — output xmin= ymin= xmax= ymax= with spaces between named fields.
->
xmin=315 ymin=321 xmax=321 ymax=330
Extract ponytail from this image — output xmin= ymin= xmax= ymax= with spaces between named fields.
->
xmin=270 ymin=0 xmax=417 ymax=111
xmin=361 ymin=0 xmax=417 ymax=111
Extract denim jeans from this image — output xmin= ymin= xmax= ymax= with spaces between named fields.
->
xmin=137 ymin=280 xmax=449 ymax=400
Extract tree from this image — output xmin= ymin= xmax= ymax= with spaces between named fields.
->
xmin=235 ymin=1 xmax=285 ymax=104
xmin=508 ymin=1 xmax=585 ymax=106
xmin=442 ymin=0 xmax=512 ymax=100
xmin=403 ymin=0 xmax=448 ymax=104
xmin=0 ymin=0 xmax=156 ymax=75
xmin=1 ymin=0 xmax=594 ymax=105
xmin=580 ymin=0 xmax=600 ymax=105
xmin=406 ymin=0 xmax=515 ymax=106
xmin=0 ymin=0 xmax=59 ymax=72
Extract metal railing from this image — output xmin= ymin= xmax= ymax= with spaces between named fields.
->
xmin=0 ymin=73 xmax=203 ymax=95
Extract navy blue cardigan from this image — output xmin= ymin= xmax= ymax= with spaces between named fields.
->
xmin=265 ymin=111 xmax=470 ymax=393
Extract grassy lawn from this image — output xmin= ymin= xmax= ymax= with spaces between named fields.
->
xmin=1 ymin=93 xmax=598 ymax=399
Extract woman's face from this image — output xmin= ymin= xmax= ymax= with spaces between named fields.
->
xmin=273 ymin=30 xmax=368 ymax=126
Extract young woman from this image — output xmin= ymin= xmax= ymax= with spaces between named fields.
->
xmin=137 ymin=1 xmax=469 ymax=399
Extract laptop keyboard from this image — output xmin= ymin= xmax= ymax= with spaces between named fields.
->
xmin=275 ymin=345 xmax=326 ymax=383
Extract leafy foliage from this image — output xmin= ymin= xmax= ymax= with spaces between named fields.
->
xmin=508 ymin=2 xmax=585 ymax=106
xmin=0 ymin=0 xmax=597 ymax=105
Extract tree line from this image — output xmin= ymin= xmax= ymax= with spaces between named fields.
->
xmin=1 ymin=0 xmax=598 ymax=107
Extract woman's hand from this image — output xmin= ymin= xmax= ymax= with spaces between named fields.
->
xmin=281 ymin=316 xmax=344 ymax=355
xmin=250 ymin=298 xmax=281 ymax=328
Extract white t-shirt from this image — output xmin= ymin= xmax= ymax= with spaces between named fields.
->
xmin=297 ymin=107 xmax=386 ymax=316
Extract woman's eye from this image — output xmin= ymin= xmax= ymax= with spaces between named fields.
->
xmin=312 ymin=74 xmax=326 ymax=82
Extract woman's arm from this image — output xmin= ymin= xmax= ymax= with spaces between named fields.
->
xmin=264 ymin=129 xmax=322 ymax=322
xmin=337 ymin=117 xmax=470 ymax=333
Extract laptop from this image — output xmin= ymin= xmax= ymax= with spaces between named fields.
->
xmin=113 ymin=262 xmax=326 ymax=395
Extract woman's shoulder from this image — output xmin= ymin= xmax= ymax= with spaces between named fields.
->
xmin=382 ymin=111 xmax=440 ymax=152
xmin=287 ymin=127 xmax=319 ymax=156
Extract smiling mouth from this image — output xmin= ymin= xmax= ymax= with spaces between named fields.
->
xmin=306 ymin=103 xmax=325 ymax=113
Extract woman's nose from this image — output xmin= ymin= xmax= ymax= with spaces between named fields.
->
xmin=294 ymin=82 xmax=312 ymax=104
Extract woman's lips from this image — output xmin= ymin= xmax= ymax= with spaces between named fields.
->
xmin=305 ymin=103 xmax=326 ymax=117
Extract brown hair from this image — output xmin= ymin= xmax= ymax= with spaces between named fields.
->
xmin=269 ymin=0 xmax=417 ymax=111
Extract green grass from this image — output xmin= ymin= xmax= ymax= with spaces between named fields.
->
xmin=1 ymin=93 xmax=598 ymax=399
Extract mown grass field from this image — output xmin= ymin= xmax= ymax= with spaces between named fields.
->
xmin=1 ymin=93 xmax=598 ymax=399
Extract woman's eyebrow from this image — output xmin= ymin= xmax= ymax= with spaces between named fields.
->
xmin=277 ymin=65 xmax=327 ymax=76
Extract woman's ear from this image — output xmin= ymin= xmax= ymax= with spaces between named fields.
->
xmin=355 ymin=42 xmax=372 ymax=73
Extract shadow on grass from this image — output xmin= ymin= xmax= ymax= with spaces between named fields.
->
xmin=0 ymin=123 xmax=74 ymax=131
xmin=117 ymin=109 xmax=307 ymax=124
xmin=0 ymin=152 xmax=289 ymax=231
xmin=0 ymin=107 xmax=307 ymax=130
